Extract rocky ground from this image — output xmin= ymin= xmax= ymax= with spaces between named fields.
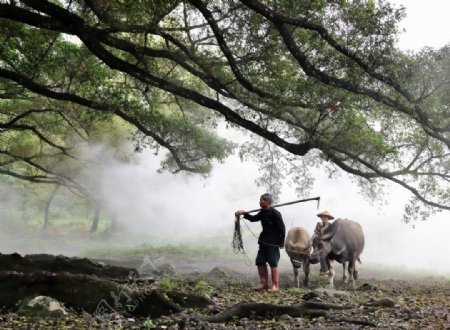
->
xmin=0 ymin=251 xmax=449 ymax=329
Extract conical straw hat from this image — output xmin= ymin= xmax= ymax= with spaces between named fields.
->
xmin=316 ymin=210 xmax=334 ymax=220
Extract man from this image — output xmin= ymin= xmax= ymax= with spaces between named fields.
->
xmin=235 ymin=193 xmax=286 ymax=292
xmin=315 ymin=210 xmax=335 ymax=275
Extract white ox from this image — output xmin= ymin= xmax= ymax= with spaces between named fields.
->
xmin=284 ymin=227 xmax=311 ymax=287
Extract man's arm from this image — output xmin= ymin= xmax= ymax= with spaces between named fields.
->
xmin=243 ymin=212 xmax=261 ymax=222
xmin=274 ymin=210 xmax=286 ymax=247
xmin=235 ymin=210 xmax=261 ymax=222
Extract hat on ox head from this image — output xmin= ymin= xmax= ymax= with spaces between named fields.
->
xmin=260 ymin=193 xmax=273 ymax=205
xmin=317 ymin=210 xmax=334 ymax=220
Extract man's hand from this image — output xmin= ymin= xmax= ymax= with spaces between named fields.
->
xmin=235 ymin=210 xmax=245 ymax=217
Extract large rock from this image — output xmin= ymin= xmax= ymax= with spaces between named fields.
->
xmin=18 ymin=296 xmax=68 ymax=318
xmin=0 ymin=271 xmax=130 ymax=314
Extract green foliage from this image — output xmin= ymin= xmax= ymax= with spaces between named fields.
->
xmin=159 ymin=278 xmax=177 ymax=290
xmin=285 ymin=287 xmax=304 ymax=295
xmin=0 ymin=0 xmax=449 ymax=222
xmin=192 ymin=279 xmax=215 ymax=297
xmin=143 ymin=318 xmax=155 ymax=329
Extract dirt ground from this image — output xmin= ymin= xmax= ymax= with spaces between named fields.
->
xmin=0 ymin=249 xmax=449 ymax=329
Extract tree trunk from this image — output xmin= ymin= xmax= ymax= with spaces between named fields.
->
xmin=90 ymin=204 xmax=101 ymax=233
xmin=205 ymin=302 xmax=329 ymax=323
xmin=43 ymin=185 xmax=59 ymax=231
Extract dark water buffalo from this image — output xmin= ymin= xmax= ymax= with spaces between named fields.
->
xmin=284 ymin=227 xmax=311 ymax=287
xmin=310 ymin=219 xmax=364 ymax=286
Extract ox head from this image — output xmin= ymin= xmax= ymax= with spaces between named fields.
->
xmin=309 ymin=222 xmax=338 ymax=264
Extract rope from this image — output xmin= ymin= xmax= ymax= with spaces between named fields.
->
xmin=232 ymin=216 xmax=245 ymax=253
xmin=236 ymin=216 xmax=311 ymax=261
xmin=240 ymin=216 xmax=280 ymax=248
xmin=232 ymin=216 xmax=252 ymax=266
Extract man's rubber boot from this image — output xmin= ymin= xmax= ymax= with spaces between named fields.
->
xmin=267 ymin=267 xmax=280 ymax=292
xmin=254 ymin=265 xmax=269 ymax=291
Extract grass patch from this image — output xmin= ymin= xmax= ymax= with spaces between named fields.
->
xmin=158 ymin=278 xmax=178 ymax=290
xmin=83 ymin=243 xmax=232 ymax=259
xmin=284 ymin=287 xmax=305 ymax=295
xmin=192 ymin=279 xmax=215 ymax=298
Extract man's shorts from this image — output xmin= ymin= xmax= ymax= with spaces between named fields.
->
xmin=255 ymin=244 xmax=280 ymax=267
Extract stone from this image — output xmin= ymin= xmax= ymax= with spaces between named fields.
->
xmin=18 ymin=295 xmax=68 ymax=318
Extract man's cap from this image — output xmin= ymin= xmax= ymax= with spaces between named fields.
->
xmin=317 ymin=210 xmax=334 ymax=220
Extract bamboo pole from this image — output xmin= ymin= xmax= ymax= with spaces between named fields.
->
xmin=246 ymin=196 xmax=320 ymax=213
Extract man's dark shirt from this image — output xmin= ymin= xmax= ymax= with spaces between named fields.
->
xmin=244 ymin=208 xmax=285 ymax=246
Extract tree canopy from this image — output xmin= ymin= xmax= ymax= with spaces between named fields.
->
xmin=0 ymin=0 xmax=449 ymax=220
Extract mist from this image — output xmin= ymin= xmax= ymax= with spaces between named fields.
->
xmin=1 ymin=126 xmax=448 ymax=276
xmin=73 ymin=128 xmax=450 ymax=276
xmin=97 ymin=141 xmax=450 ymax=275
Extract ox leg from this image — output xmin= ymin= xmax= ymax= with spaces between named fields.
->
xmin=303 ymin=258 xmax=310 ymax=287
xmin=290 ymin=258 xmax=300 ymax=287
xmin=327 ymin=260 xmax=335 ymax=287
xmin=294 ymin=266 xmax=300 ymax=288
xmin=348 ymin=259 xmax=356 ymax=288
xmin=342 ymin=261 xmax=348 ymax=283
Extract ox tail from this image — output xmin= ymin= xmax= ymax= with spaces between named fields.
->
xmin=357 ymin=257 xmax=362 ymax=264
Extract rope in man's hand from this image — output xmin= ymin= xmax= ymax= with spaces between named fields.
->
xmin=232 ymin=215 xmax=245 ymax=254
xmin=232 ymin=216 xmax=252 ymax=266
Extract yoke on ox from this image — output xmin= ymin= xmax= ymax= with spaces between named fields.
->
xmin=310 ymin=219 xmax=364 ymax=287
xmin=284 ymin=227 xmax=311 ymax=287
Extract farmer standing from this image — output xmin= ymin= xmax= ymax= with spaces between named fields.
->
xmin=315 ymin=210 xmax=335 ymax=275
xmin=235 ymin=193 xmax=286 ymax=291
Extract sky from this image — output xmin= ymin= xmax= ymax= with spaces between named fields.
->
xmin=1 ymin=1 xmax=449 ymax=276
xmin=392 ymin=0 xmax=450 ymax=51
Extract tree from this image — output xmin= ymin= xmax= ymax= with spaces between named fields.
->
xmin=0 ymin=0 xmax=449 ymax=220
xmin=0 ymin=96 xmax=128 ymax=231
xmin=0 ymin=5 xmax=234 ymax=229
